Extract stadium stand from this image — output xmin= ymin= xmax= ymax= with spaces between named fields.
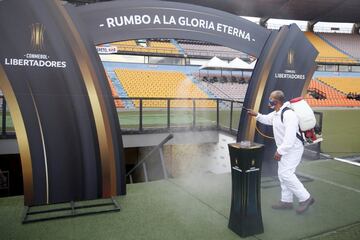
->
xmin=106 ymin=74 xmax=124 ymax=108
xmin=318 ymin=77 xmax=360 ymax=94
xmin=148 ymin=40 xmax=179 ymax=54
xmin=178 ymin=40 xmax=246 ymax=59
xmin=197 ymin=81 xmax=248 ymax=100
xmin=102 ymin=32 xmax=360 ymax=109
xmin=110 ymin=40 xmax=138 ymax=51
xmin=105 ymin=60 xmax=360 ymax=108
xmin=195 ymin=72 xmax=250 ymax=83
xmin=114 ymin=69 xmax=216 ymax=108
xmin=305 ymin=79 xmax=360 ymax=107
xmin=318 ymin=33 xmax=360 ymax=59
xmin=304 ymin=32 xmax=356 ymax=63
xmin=110 ymin=40 xmax=179 ymax=55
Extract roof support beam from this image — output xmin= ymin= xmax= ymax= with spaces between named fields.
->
xmin=259 ymin=17 xmax=269 ymax=27
xmin=352 ymin=23 xmax=360 ymax=34
xmin=307 ymin=21 xmax=317 ymax=32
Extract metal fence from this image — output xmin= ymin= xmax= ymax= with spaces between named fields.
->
xmin=115 ymin=97 xmax=244 ymax=135
xmin=0 ymin=96 xmax=244 ymax=138
xmin=0 ymin=95 xmax=15 ymax=139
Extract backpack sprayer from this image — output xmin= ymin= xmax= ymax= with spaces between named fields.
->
xmin=199 ymin=80 xmax=322 ymax=145
xmin=244 ymin=97 xmax=323 ymax=146
xmin=288 ymin=97 xmax=323 ymax=145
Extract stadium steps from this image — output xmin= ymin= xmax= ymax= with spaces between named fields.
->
xmin=170 ymin=39 xmax=185 ymax=56
xmin=188 ymin=75 xmax=235 ymax=108
xmin=108 ymin=71 xmax=135 ymax=109
xmin=316 ymin=33 xmax=356 ymax=61
xmin=188 ymin=75 xmax=217 ymax=99
xmin=106 ymin=75 xmax=124 ymax=108
xmin=190 ymin=77 xmax=232 ymax=108
xmin=304 ymin=32 xmax=356 ymax=63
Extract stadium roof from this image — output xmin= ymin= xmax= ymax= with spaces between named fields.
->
xmin=167 ymin=0 xmax=360 ymax=23
xmin=66 ymin=0 xmax=360 ymax=23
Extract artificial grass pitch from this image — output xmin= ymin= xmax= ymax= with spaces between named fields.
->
xmin=318 ymin=109 xmax=360 ymax=157
xmin=0 ymin=160 xmax=359 ymax=240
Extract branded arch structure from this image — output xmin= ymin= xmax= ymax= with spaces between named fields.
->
xmin=0 ymin=0 xmax=317 ymax=206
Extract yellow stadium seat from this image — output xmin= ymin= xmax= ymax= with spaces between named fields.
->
xmin=109 ymin=40 xmax=179 ymax=55
xmin=304 ymin=32 xmax=356 ymax=63
xmin=114 ymin=69 xmax=215 ymax=108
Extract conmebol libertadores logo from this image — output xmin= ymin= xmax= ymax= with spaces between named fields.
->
xmin=3 ymin=23 xmax=67 ymax=68
xmin=274 ymin=49 xmax=305 ymax=80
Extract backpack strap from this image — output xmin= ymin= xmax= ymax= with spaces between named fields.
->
xmin=281 ymin=107 xmax=291 ymax=123
xmin=281 ymin=107 xmax=305 ymax=145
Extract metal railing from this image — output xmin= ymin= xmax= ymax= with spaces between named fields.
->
xmin=0 ymin=96 xmax=244 ymax=138
xmin=111 ymin=43 xmax=245 ymax=58
xmin=0 ymin=95 xmax=15 ymax=139
xmin=316 ymin=57 xmax=359 ymax=64
xmin=111 ymin=44 xmax=180 ymax=55
xmin=116 ymin=97 xmax=244 ymax=135
xmin=126 ymin=133 xmax=173 ymax=183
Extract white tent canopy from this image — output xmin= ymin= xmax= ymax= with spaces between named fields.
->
xmin=198 ymin=57 xmax=253 ymax=80
xmin=228 ymin=57 xmax=252 ymax=70
xmin=200 ymin=57 xmax=253 ymax=70
xmin=200 ymin=56 xmax=228 ymax=70
xmin=249 ymin=60 xmax=257 ymax=69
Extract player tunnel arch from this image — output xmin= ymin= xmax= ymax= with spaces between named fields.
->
xmin=0 ymin=0 xmax=317 ymax=206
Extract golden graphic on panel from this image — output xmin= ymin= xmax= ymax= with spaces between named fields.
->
xmin=288 ymin=49 xmax=295 ymax=66
xmin=30 ymin=23 xmax=45 ymax=51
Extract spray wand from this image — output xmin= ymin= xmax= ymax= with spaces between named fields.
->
xmin=241 ymin=106 xmax=275 ymax=139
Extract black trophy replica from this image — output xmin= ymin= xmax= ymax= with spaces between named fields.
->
xmin=228 ymin=141 xmax=265 ymax=237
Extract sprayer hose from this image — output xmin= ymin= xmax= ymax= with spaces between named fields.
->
xmin=255 ymin=125 xmax=275 ymax=139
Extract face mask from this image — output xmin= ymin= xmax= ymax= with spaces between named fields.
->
xmin=269 ymin=99 xmax=277 ymax=109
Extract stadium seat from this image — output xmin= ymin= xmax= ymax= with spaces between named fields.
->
xmin=319 ymin=33 xmax=360 ymax=60
xmin=114 ymin=69 xmax=215 ymax=108
xmin=109 ymin=40 xmax=179 ymax=55
xmin=304 ymin=32 xmax=356 ymax=63
xmin=305 ymin=79 xmax=360 ymax=107
xmin=197 ymin=81 xmax=248 ymax=100
xmin=318 ymin=77 xmax=360 ymax=94
xmin=178 ymin=40 xmax=245 ymax=59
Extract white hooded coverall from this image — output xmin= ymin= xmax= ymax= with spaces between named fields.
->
xmin=256 ymin=102 xmax=310 ymax=203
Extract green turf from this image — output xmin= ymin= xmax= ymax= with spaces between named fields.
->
xmin=0 ymin=160 xmax=359 ymax=240
xmin=298 ymin=160 xmax=360 ymax=190
xmin=169 ymin=161 xmax=360 ymax=240
xmin=0 ymin=112 xmax=14 ymax=131
xmin=304 ymin=222 xmax=360 ymax=240
xmin=0 ymin=181 xmax=247 ymax=240
xmin=117 ymin=109 xmax=242 ymax=130
xmin=316 ymin=110 xmax=360 ymax=157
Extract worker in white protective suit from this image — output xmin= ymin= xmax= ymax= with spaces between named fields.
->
xmin=248 ymin=90 xmax=314 ymax=214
